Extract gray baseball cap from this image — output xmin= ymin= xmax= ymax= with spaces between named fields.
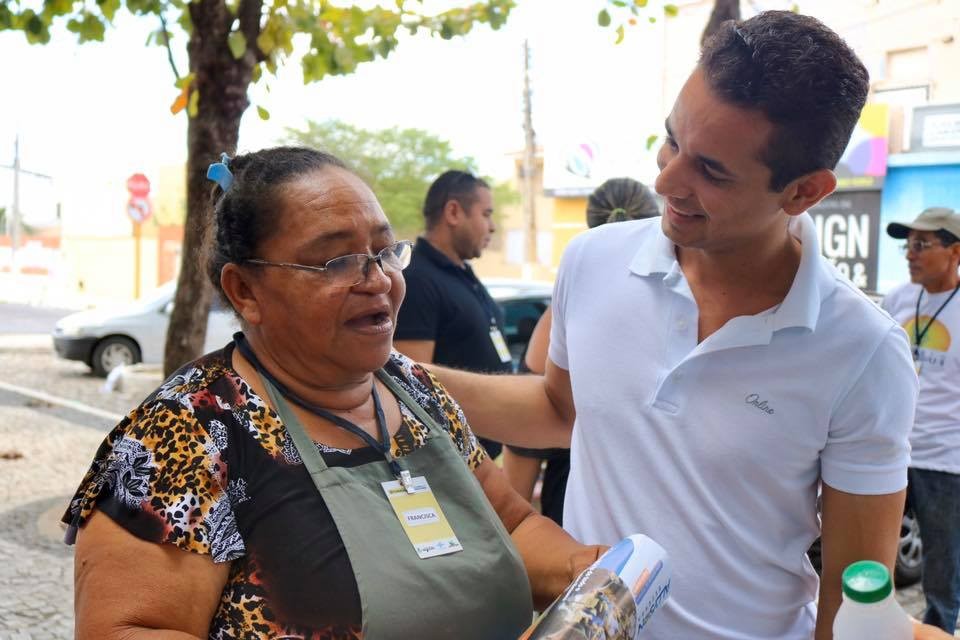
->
xmin=887 ymin=207 xmax=960 ymax=240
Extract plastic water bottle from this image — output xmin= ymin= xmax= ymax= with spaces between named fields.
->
xmin=833 ymin=560 xmax=912 ymax=639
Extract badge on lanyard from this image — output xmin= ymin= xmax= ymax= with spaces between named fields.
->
xmin=381 ymin=476 xmax=464 ymax=559
xmin=489 ymin=327 xmax=513 ymax=363
xmin=914 ymin=350 xmax=923 ymax=375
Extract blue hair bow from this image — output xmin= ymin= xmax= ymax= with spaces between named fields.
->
xmin=207 ymin=153 xmax=234 ymax=192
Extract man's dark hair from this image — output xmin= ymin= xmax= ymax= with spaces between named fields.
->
xmin=422 ymin=170 xmax=489 ymax=230
xmin=935 ymin=229 xmax=960 ymax=246
xmin=204 ymin=146 xmax=348 ymax=307
xmin=700 ymin=11 xmax=870 ymax=191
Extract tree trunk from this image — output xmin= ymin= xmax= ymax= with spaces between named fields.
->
xmin=701 ymin=0 xmax=741 ymax=46
xmin=162 ymin=0 xmax=256 ymax=376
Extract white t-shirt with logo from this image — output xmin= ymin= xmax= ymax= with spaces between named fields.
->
xmin=550 ymin=214 xmax=916 ymax=640
xmin=883 ymin=282 xmax=960 ymax=473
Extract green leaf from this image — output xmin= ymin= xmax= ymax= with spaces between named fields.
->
xmin=597 ymin=8 xmax=611 ymax=27
xmin=634 ymin=0 xmax=648 ymax=6
xmin=791 ymin=3 xmax=800 ymax=12
xmin=648 ymin=16 xmax=657 ymax=23
xmin=257 ymin=106 xmax=270 ymax=120
xmin=227 ymin=30 xmax=246 ymax=59
xmin=615 ymin=24 xmax=624 ymax=44
xmin=663 ymin=4 xmax=679 ymax=17
xmin=251 ymin=64 xmax=262 ymax=83
xmin=645 ymin=134 xmax=659 ymax=151
xmin=611 ymin=0 xmax=626 ymax=6
xmin=187 ymin=87 xmax=199 ymax=118
xmin=73 ymin=13 xmax=106 ymax=42
xmin=96 ymin=0 xmax=121 ymax=22
xmin=333 ymin=46 xmax=356 ymax=72
xmin=174 ymin=72 xmax=194 ymax=89
xmin=0 ymin=4 xmax=14 ymax=29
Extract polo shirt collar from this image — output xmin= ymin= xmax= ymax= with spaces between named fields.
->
xmin=628 ymin=221 xmax=677 ymax=277
xmin=416 ymin=236 xmax=471 ymax=273
xmin=772 ymin=213 xmax=832 ymax=333
xmin=627 ymin=212 xmax=834 ymax=334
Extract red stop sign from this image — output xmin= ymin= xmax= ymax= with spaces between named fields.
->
xmin=126 ymin=173 xmax=151 ymax=198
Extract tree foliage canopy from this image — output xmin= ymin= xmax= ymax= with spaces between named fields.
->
xmin=1 ymin=0 xmax=515 ymax=118
xmin=1 ymin=0 xmax=517 ymax=375
xmin=286 ymin=119 xmax=516 ymax=238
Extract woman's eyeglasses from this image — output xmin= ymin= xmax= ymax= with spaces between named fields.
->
xmin=245 ymin=240 xmax=413 ymax=287
xmin=899 ymin=239 xmax=941 ymax=254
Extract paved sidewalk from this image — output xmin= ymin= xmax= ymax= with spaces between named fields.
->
xmin=0 ymin=340 xmax=161 ymax=640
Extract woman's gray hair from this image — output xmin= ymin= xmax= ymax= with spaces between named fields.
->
xmin=585 ymin=177 xmax=660 ymax=229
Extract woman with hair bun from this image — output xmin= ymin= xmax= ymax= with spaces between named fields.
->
xmin=502 ymin=177 xmax=660 ymax=524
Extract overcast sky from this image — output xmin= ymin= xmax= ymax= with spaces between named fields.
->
xmin=0 ymin=0 xmax=669 ymax=229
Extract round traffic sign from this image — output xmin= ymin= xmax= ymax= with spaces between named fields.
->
xmin=127 ymin=197 xmax=153 ymax=224
xmin=126 ymin=173 xmax=151 ymax=198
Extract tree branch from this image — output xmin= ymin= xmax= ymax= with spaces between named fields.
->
xmin=159 ymin=10 xmax=181 ymax=80
xmin=237 ymin=0 xmax=266 ymax=62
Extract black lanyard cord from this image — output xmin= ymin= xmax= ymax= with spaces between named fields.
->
xmin=914 ymin=283 xmax=960 ymax=355
xmin=233 ymin=333 xmax=403 ymax=477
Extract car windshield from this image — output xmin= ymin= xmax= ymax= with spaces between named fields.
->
xmin=131 ymin=281 xmax=176 ymax=311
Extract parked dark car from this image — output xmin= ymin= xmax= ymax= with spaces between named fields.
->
xmin=484 ymin=278 xmax=552 ymax=371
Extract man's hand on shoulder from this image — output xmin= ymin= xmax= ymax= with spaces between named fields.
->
xmin=394 ymin=340 xmax=435 ymax=363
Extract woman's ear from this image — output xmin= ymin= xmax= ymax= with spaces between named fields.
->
xmin=220 ymin=264 xmax=262 ymax=326
xmin=781 ymin=168 xmax=837 ymax=217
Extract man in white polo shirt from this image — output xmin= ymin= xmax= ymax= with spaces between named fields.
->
xmin=428 ymin=11 xmax=917 ymax=640
xmin=883 ymin=207 xmax=960 ymax=634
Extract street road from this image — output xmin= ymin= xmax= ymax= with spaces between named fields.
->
xmin=0 ymin=303 xmax=76 ymax=335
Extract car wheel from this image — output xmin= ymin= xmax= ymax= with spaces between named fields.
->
xmin=91 ymin=336 xmax=141 ymax=377
xmin=895 ymin=508 xmax=923 ymax=587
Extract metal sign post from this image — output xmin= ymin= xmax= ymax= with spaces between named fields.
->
xmin=125 ymin=174 xmax=152 ymax=299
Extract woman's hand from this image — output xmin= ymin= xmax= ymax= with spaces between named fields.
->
xmin=913 ymin=620 xmax=955 ymax=640
xmin=474 ymin=456 xmax=611 ymax=608
xmin=566 ymin=544 xmax=610 ymax=583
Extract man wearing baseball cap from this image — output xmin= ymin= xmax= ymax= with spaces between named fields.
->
xmin=883 ymin=207 xmax=960 ymax=633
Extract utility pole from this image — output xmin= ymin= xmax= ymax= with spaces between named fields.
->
xmin=521 ymin=39 xmax=538 ymax=275
xmin=11 ymin=135 xmax=20 ymax=271
xmin=2 ymin=135 xmax=53 ymax=273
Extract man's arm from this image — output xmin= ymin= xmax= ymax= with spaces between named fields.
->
xmin=394 ymin=340 xmax=435 ymax=363
xmin=427 ymin=358 xmax=576 ymax=448
xmin=815 ymin=484 xmax=906 ymax=640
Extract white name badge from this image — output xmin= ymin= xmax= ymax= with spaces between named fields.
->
xmin=381 ymin=476 xmax=463 ymax=559
xmin=490 ymin=328 xmax=513 ymax=363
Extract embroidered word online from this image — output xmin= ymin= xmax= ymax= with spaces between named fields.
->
xmin=745 ymin=393 xmax=775 ymax=415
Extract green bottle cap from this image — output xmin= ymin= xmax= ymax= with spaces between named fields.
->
xmin=842 ymin=560 xmax=893 ymax=603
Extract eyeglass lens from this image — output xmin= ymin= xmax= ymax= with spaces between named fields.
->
xmin=326 ymin=242 xmax=411 ymax=285
xmin=901 ymin=240 xmax=936 ymax=253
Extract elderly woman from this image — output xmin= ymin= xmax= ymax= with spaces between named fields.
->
xmin=62 ymin=147 xmax=602 ymax=639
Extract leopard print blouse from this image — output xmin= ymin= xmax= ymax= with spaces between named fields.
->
xmin=62 ymin=343 xmax=487 ymax=639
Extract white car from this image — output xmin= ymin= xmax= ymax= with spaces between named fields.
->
xmin=52 ymin=278 xmax=553 ymax=377
xmin=52 ymin=282 xmax=239 ymax=376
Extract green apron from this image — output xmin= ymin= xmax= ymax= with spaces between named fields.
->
xmin=260 ymin=368 xmax=533 ymax=639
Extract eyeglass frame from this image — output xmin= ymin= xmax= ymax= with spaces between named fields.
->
xmin=899 ymin=239 xmax=944 ymax=254
xmin=243 ymin=239 xmax=413 ymax=287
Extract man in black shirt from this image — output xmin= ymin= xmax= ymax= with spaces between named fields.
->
xmin=394 ymin=170 xmax=512 ymax=458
